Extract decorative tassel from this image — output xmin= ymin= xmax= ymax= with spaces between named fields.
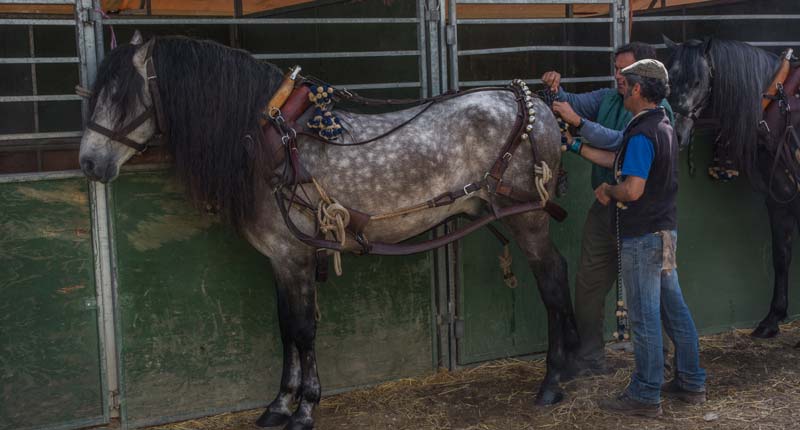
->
xmin=498 ymin=244 xmax=518 ymax=289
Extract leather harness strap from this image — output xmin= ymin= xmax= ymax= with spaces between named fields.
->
xmin=271 ymin=81 xmax=567 ymax=256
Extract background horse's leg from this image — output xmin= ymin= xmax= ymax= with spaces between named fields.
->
xmin=257 ymin=254 xmax=320 ymax=430
xmin=503 ymin=211 xmax=579 ymax=405
xmin=257 ymin=285 xmax=301 ymax=427
xmin=752 ymin=199 xmax=796 ymax=338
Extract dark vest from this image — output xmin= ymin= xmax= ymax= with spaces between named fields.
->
xmin=614 ymin=108 xmax=678 ymax=238
xmin=592 ymin=92 xmax=674 ymax=189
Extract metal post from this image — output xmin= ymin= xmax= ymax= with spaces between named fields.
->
xmin=416 ymin=0 xmax=429 ymax=98
xmin=447 ymin=0 xmax=458 ymax=91
xmin=77 ymin=0 xmax=121 ymax=422
xmin=425 ymin=0 xmax=442 ymax=96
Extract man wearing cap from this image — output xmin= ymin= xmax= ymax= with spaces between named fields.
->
xmin=540 ymin=43 xmax=674 ymax=377
xmin=569 ymin=59 xmax=706 ymax=417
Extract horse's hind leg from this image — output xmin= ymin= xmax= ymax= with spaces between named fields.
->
xmin=503 ymin=211 xmax=579 ymax=405
xmin=257 ymin=254 xmax=320 ymax=430
xmin=752 ymin=200 xmax=795 ymax=338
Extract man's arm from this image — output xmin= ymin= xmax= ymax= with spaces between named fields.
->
xmin=574 ymin=144 xmax=616 ymax=169
xmin=595 ymin=178 xmax=646 ymax=206
xmin=592 ymin=134 xmax=654 ymax=206
xmin=579 ymin=120 xmax=624 ymax=150
xmin=554 ymin=87 xmax=612 ymax=122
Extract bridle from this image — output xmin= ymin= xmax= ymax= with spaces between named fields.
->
xmin=86 ymin=40 xmax=167 ymax=153
xmin=672 ymin=41 xmax=715 ymax=122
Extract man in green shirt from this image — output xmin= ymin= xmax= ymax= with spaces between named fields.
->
xmin=540 ymin=42 xmax=674 ymax=375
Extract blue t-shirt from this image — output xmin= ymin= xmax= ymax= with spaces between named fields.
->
xmin=621 ymin=134 xmax=654 ymax=179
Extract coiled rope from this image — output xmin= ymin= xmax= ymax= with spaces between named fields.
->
xmin=312 ymin=178 xmax=349 ymax=276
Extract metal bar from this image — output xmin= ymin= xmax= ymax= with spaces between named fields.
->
xmin=1 ymin=0 xmax=74 ymax=3
xmin=459 ymin=76 xmax=614 ymax=87
xmin=29 ymin=25 xmax=40 ymax=134
xmin=0 ymin=19 xmax=75 ymax=25
xmin=0 ymin=95 xmax=81 ymax=102
xmin=457 ymin=0 xmax=615 ymax=3
xmin=458 ymin=18 xmax=613 ymax=24
xmin=426 ymin=0 xmax=442 ymax=96
xmin=0 ymin=169 xmax=84 ymax=184
xmin=252 ymin=50 xmax=420 ymax=60
xmin=448 ymin=0 xmax=458 ymax=91
xmin=635 ymin=14 xmax=800 ymax=22
xmin=459 ymin=45 xmax=613 ymax=56
xmin=652 ymin=41 xmax=800 ymax=50
xmin=0 ymin=131 xmax=82 ymax=141
xmin=416 ymin=0 xmax=428 ymax=98
xmin=76 ymin=0 xmax=118 ymax=426
xmin=101 ymin=17 xmax=420 ymax=25
xmin=0 ymin=57 xmax=79 ymax=64
xmin=338 ymin=82 xmax=421 ymax=90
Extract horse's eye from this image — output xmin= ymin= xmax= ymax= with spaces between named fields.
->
xmin=692 ymin=81 xmax=700 ymax=88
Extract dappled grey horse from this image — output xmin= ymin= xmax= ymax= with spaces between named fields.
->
xmin=664 ymin=36 xmax=800 ymax=342
xmin=79 ymin=33 xmax=578 ymax=429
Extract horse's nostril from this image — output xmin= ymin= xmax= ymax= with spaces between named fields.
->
xmin=82 ymin=159 xmax=95 ymax=172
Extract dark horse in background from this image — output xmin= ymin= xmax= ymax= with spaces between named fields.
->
xmin=78 ymin=33 xmax=578 ymax=429
xmin=664 ymin=36 xmax=800 ymax=343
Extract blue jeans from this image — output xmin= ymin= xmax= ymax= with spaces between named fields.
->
xmin=621 ymin=230 xmax=706 ymax=404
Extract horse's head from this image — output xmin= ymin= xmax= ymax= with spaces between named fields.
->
xmin=79 ymin=31 xmax=160 ymax=183
xmin=663 ymin=35 xmax=713 ymax=148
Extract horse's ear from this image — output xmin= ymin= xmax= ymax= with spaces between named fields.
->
xmin=130 ymin=30 xmax=143 ymax=46
xmin=702 ymin=37 xmax=713 ymax=55
xmin=662 ymin=34 xmax=679 ymax=51
xmin=132 ymin=39 xmax=152 ymax=76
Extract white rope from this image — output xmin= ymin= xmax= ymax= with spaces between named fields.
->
xmin=534 ymin=161 xmax=552 ymax=202
xmin=316 ymin=199 xmax=349 ymax=276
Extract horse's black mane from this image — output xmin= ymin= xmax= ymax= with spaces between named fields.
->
xmin=674 ymin=38 xmax=779 ymax=181
xmin=92 ymin=37 xmax=284 ymax=230
xmin=90 ymin=43 xmax=144 ymax=128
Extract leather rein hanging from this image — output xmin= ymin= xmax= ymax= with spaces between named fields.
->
xmin=86 ymin=41 xmax=167 ymax=153
xmin=268 ymin=75 xmax=567 ymax=256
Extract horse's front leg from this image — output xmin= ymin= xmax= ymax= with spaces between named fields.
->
xmin=256 ymin=285 xmax=301 ymax=427
xmin=504 ymin=212 xmax=579 ymax=405
xmin=752 ymin=200 xmax=795 ymax=338
xmin=257 ymin=253 xmax=320 ymax=430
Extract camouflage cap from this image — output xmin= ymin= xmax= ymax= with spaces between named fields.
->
xmin=621 ymin=58 xmax=669 ymax=82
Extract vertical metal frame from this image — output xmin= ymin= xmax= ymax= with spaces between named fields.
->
xmin=75 ymin=0 xmax=122 ymax=424
xmin=442 ymin=0 xmax=622 ymax=369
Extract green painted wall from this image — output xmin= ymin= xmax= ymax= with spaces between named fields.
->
xmin=0 ymin=179 xmax=104 ymax=430
xmin=110 ymin=172 xmax=434 ymax=428
xmin=457 ymin=132 xmax=800 ymax=365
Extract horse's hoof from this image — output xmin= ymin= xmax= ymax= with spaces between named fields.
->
xmin=283 ymin=418 xmax=314 ymax=430
xmin=751 ymin=324 xmax=779 ymax=339
xmin=256 ymin=410 xmax=290 ymax=428
xmin=535 ymin=388 xmax=564 ymax=406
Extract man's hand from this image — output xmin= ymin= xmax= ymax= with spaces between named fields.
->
xmin=541 ymin=71 xmax=561 ymax=93
xmin=594 ymin=183 xmax=612 ymax=206
xmin=552 ymin=101 xmax=582 ymax=127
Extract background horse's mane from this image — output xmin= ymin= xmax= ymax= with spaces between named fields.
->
xmin=701 ymin=38 xmax=777 ymax=178
xmin=92 ymin=36 xmax=284 ymax=230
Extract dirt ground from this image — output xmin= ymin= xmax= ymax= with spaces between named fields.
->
xmin=152 ymin=321 xmax=800 ymax=430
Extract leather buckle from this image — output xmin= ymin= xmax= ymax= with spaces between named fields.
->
xmin=503 ymin=152 xmax=513 ymax=161
xmin=463 ymin=183 xmax=476 ymax=197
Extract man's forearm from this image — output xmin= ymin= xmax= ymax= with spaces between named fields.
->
xmin=580 ymin=120 xmax=624 ymax=150
xmin=578 ymin=144 xmax=615 ymax=169
xmin=556 ymin=88 xmax=610 ymax=122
